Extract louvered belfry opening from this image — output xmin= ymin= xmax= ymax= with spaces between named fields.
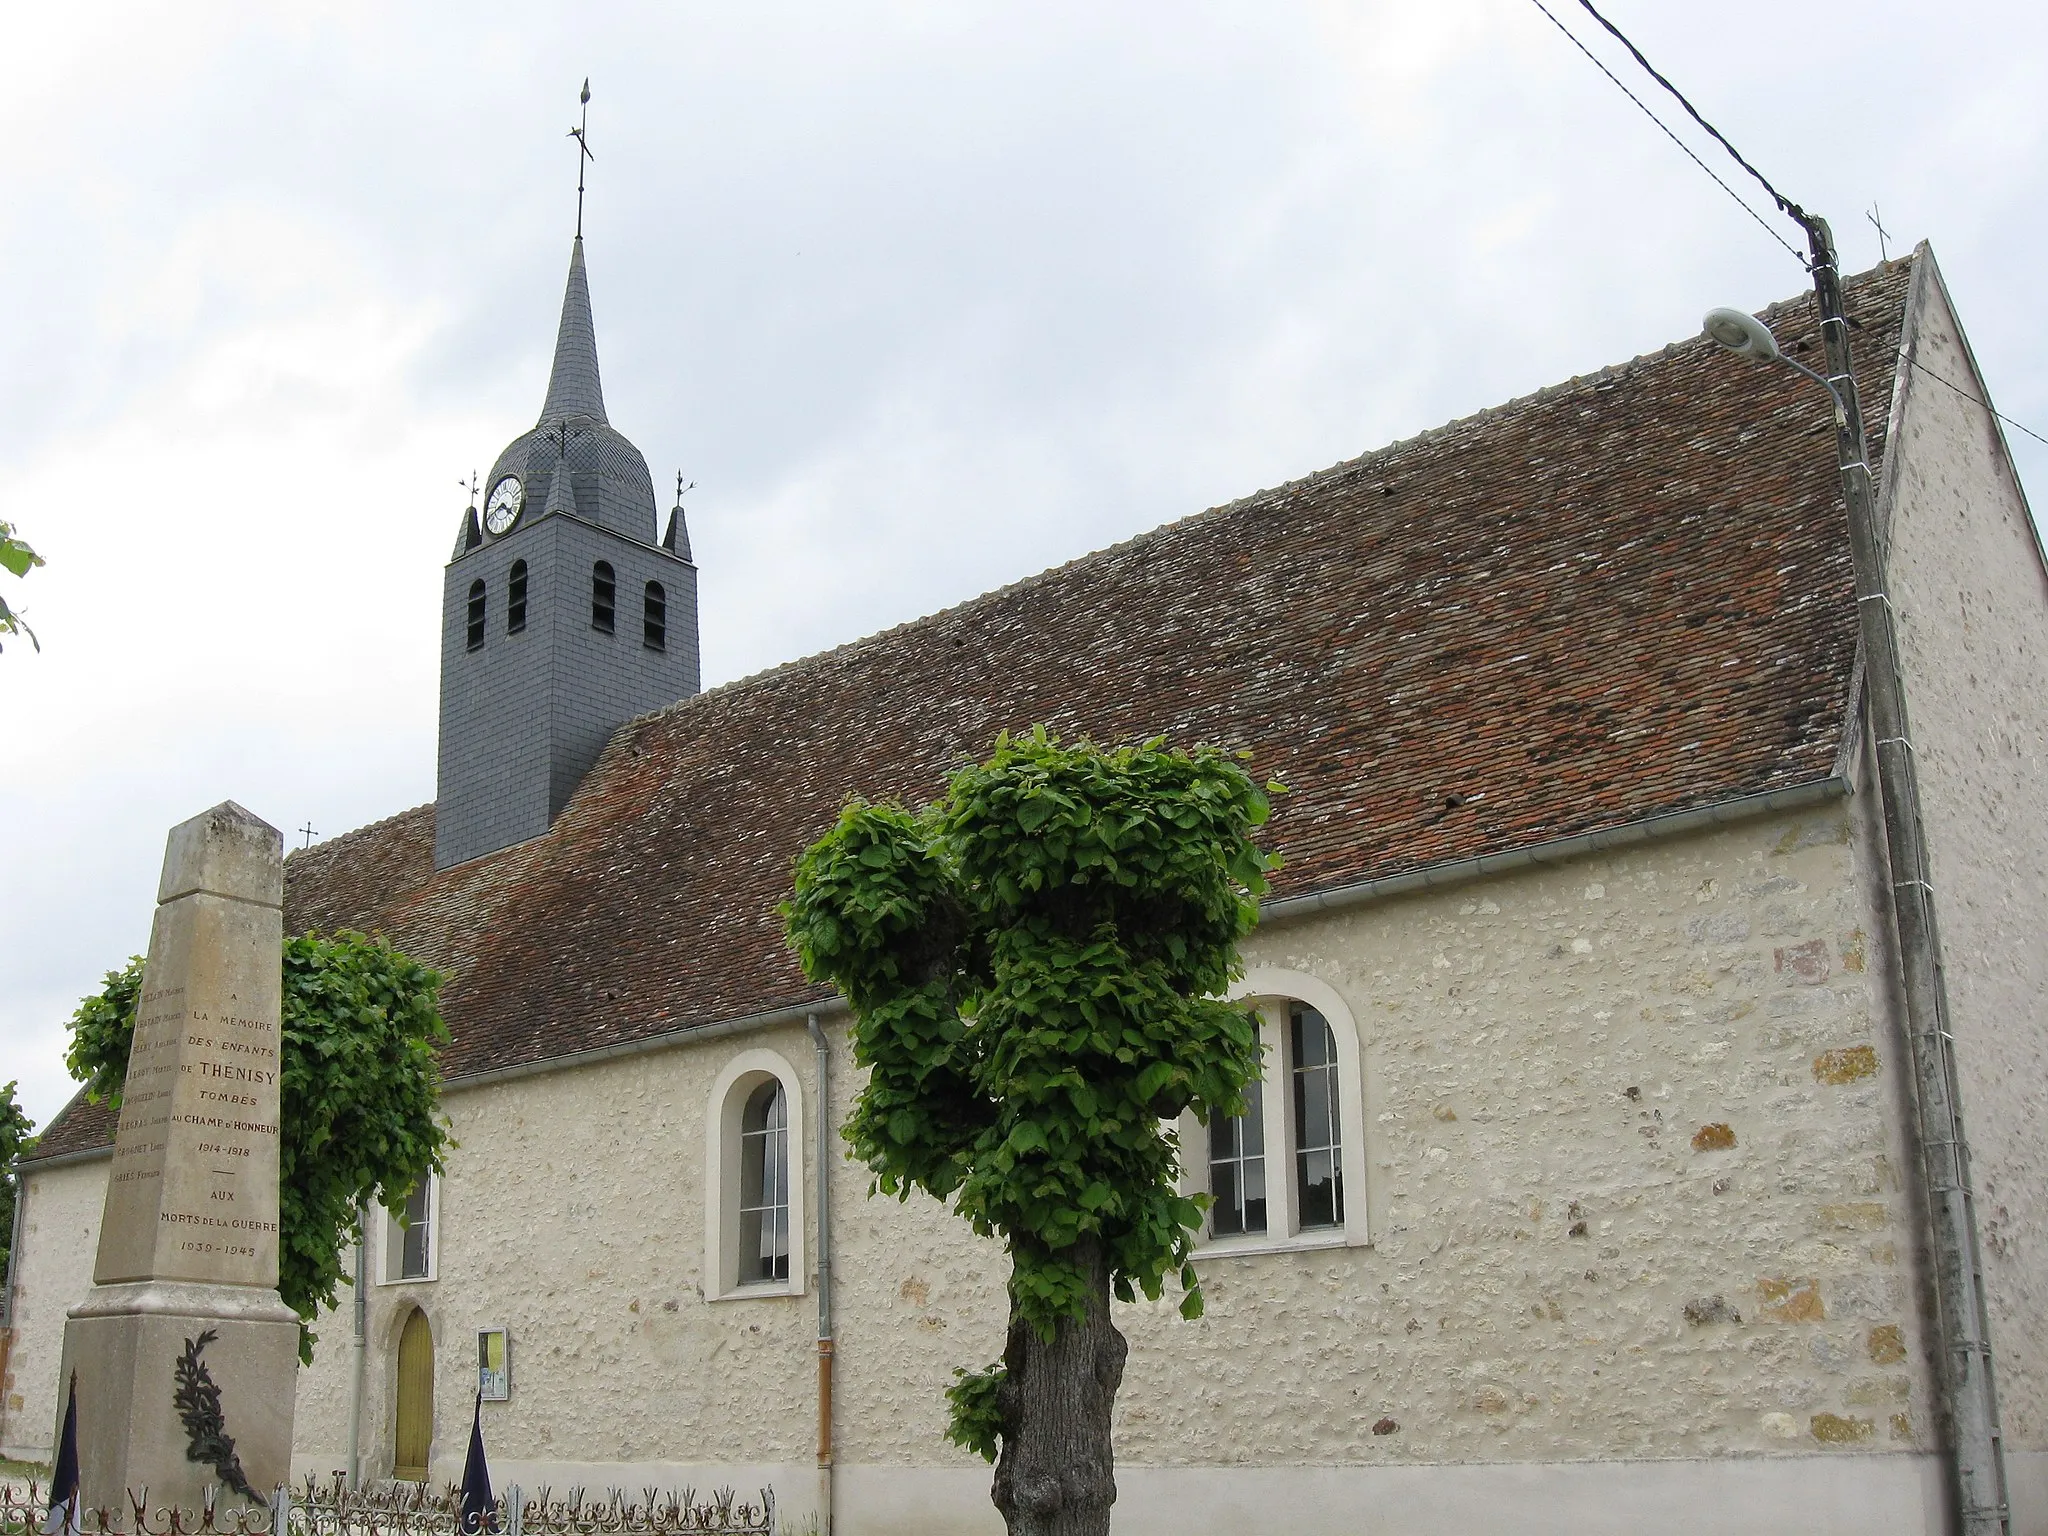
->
xmin=644 ymin=580 xmax=666 ymax=651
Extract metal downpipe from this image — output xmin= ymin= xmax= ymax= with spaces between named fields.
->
xmin=805 ymin=1014 xmax=835 ymax=1536
xmin=347 ymin=1204 xmax=368 ymax=1488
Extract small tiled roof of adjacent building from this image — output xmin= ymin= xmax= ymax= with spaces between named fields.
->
xmin=24 ymin=259 xmax=1914 ymax=1163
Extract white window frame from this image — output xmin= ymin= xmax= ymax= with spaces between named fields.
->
xmin=377 ymin=1171 xmax=440 ymax=1285
xmin=1180 ymin=969 xmax=1368 ymax=1257
xmin=705 ymin=1048 xmax=807 ymax=1301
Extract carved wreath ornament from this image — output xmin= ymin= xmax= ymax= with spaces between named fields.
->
xmin=174 ymin=1329 xmax=257 ymax=1499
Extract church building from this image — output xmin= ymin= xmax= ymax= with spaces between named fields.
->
xmin=5 ymin=224 xmax=2048 ymax=1536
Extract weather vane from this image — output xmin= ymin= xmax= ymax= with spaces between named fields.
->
xmin=460 ymin=470 xmax=479 ymax=509
xmin=568 ymin=79 xmax=594 ymax=239
xmin=674 ymin=470 xmax=694 ymax=506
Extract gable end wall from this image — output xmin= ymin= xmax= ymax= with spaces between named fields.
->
xmin=1879 ymin=245 xmax=2048 ymax=1521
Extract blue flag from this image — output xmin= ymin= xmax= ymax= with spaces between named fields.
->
xmin=458 ymin=1391 xmax=496 ymax=1535
xmin=42 ymin=1372 xmax=80 ymax=1536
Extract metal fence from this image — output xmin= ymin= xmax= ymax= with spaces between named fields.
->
xmin=1 ymin=1475 xmax=775 ymax=1536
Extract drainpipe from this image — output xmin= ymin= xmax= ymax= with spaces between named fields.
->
xmin=804 ymin=1014 xmax=834 ymax=1536
xmin=347 ymin=1204 xmax=368 ymax=1488
xmin=1799 ymin=216 xmax=2009 ymax=1535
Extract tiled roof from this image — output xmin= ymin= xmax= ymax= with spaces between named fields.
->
xmin=25 ymin=259 xmax=1914 ymax=1162
xmin=24 ymin=1091 xmax=119 ymax=1163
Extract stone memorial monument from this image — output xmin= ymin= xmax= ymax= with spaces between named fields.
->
xmin=58 ymin=802 xmax=300 ymax=1511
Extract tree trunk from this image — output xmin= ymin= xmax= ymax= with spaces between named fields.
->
xmin=991 ymin=1237 xmax=1128 ymax=1536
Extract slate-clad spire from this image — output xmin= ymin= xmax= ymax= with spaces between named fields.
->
xmin=539 ymin=239 xmax=607 ymax=425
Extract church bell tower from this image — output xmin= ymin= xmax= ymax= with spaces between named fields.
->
xmin=435 ymin=172 xmax=700 ymax=868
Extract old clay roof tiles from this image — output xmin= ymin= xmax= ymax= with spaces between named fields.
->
xmin=26 ymin=259 xmax=1914 ymax=1162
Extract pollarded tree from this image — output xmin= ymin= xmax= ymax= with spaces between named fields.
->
xmin=785 ymin=730 xmax=1278 ymax=1536
xmin=67 ymin=930 xmax=450 ymax=1362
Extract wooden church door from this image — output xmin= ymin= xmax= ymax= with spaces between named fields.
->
xmin=394 ymin=1308 xmax=435 ymax=1481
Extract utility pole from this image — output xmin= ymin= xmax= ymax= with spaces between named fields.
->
xmin=1800 ymin=214 xmax=2009 ymax=1536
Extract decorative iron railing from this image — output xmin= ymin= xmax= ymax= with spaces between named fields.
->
xmin=0 ymin=1475 xmax=774 ymax=1536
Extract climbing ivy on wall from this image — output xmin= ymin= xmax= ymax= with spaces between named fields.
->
xmin=66 ymin=931 xmax=450 ymax=1363
xmin=785 ymin=729 xmax=1278 ymax=1536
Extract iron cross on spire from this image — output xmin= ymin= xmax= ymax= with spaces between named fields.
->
xmin=568 ymin=78 xmax=595 ymax=239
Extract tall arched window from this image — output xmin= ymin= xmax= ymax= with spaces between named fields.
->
xmin=591 ymin=561 xmax=616 ymax=633
xmin=507 ymin=560 xmax=527 ymax=634
xmin=643 ymin=581 xmax=667 ymax=652
xmin=738 ymin=1080 xmax=789 ymax=1282
xmin=1183 ymin=971 xmax=1367 ymax=1253
xmin=465 ymin=580 xmax=486 ymax=651
xmin=705 ymin=1049 xmax=807 ymax=1300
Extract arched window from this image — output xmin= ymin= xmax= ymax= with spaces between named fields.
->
xmin=1182 ymin=971 xmax=1367 ymax=1253
xmin=591 ymin=561 xmax=616 ymax=633
xmin=393 ymin=1307 xmax=434 ymax=1482
xmin=466 ymin=580 xmax=486 ymax=651
xmin=643 ymin=581 xmax=667 ymax=652
xmin=507 ymin=560 xmax=527 ymax=634
xmin=705 ymin=1049 xmax=807 ymax=1300
xmin=738 ymin=1080 xmax=789 ymax=1282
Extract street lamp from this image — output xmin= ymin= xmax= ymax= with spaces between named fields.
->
xmin=1701 ymin=306 xmax=1843 ymax=418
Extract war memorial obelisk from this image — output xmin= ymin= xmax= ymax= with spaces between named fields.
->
xmin=58 ymin=803 xmax=300 ymax=1511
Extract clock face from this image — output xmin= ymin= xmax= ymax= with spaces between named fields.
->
xmin=484 ymin=475 xmax=525 ymax=536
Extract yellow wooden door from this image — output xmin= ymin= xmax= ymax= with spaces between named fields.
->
xmin=394 ymin=1309 xmax=434 ymax=1481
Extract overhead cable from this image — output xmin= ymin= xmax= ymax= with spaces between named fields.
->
xmin=1569 ymin=0 xmax=1809 ymax=225
xmin=1525 ymin=0 xmax=1807 ymax=265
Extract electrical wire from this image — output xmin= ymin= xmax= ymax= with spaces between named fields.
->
xmin=1525 ymin=0 xmax=1808 ymax=265
xmin=1525 ymin=1 xmax=2048 ymax=455
xmin=1894 ymin=350 xmax=2048 ymax=450
xmin=1569 ymin=0 xmax=1809 ymax=226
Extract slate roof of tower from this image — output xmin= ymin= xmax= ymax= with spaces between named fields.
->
xmin=540 ymin=238 xmax=607 ymax=424
xmin=481 ymin=239 xmax=659 ymax=544
xmin=25 ymin=258 xmax=1917 ymax=1163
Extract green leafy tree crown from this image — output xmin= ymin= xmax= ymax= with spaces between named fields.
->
xmin=66 ymin=931 xmax=451 ymax=1362
xmin=785 ymin=729 xmax=1278 ymax=1452
xmin=1 ymin=1080 xmax=37 ymax=1285
xmin=0 ymin=519 xmax=44 ymax=653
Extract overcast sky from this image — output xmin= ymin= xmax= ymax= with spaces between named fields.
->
xmin=4 ymin=1 xmax=2043 ymax=1131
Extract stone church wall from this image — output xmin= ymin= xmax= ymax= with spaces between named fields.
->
xmin=0 ymin=797 xmax=1977 ymax=1533
xmin=1879 ymin=252 xmax=2048 ymax=1522
xmin=0 ymin=1157 xmax=108 ymax=1461
xmin=285 ymin=800 xmax=1949 ymax=1532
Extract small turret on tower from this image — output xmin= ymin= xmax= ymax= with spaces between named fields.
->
xmin=664 ymin=472 xmax=694 ymax=559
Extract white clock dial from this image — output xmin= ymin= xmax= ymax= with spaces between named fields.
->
xmin=484 ymin=475 xmax=525 ymax=535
